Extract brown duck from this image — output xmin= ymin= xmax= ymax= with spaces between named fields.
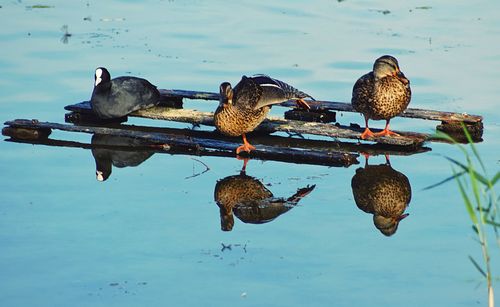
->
xmin=351 ymin=158 xmax=411 ymax=236
xmin=352 ymin=55 xmax=411 ymax=139
xmin=214 ymin=75 xmax=313 ymax=154
xmin=214 ymin=171 xmax=315 ymax=231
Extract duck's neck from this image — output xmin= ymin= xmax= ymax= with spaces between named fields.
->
xmin=93 ymin=81 xmax=112 ymax=94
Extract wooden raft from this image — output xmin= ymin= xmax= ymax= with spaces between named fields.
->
xmin=2 ymin=119 xmax=360 ymax=167
xmin=157 ymin=89 xmax=484 ymax=142
xmin=64 ymin=89 xmax=484 ymax=148
xmin=158 ymin=89 xmax=483 ymax=125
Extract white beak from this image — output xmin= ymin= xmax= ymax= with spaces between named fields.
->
xmin=96 ymin=171 xmax=105 ymax=181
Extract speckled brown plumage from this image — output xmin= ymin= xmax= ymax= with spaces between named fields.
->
xmin=214 ymin=173 xmax=315 ymax=231
xmin=214 ymin=173 xmax=272 ymax=231
xmin=351 ymin=163 xmax=411 ymax=236
xmin=351 ymin=55 xmax=411 ymax=139
xmin=214 ymin=104 xmax=269 ymax=137
xmin=352 ymin=72 xmax=411 ymax=120
xmin=214 ymin=75 xmax=313 ymax=153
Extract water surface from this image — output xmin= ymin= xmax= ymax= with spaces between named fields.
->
xmin=1 ymin=1 xmax=499 ymax=306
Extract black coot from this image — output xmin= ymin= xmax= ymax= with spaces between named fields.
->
xmin=90 ymin=67 xmax=161 ymax=119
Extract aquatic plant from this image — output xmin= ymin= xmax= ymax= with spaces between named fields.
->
xmin=435 ymin=127 xmax=499 ymax=307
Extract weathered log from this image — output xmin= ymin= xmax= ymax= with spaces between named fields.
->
xmin=436 ymin=121 xmax=484 ymax=143
xmin=158 ymin=89 xmax=483 ymax=124
xmin=284 ymin=109 xmax=336 ymax=123
xmin=1 ymin=126 xmax=51 ymax=140
xmin=3 ymin=119 xmax=359 ymax=167
xmin=65 ymin=102 xmax=427 ymax=148
xmin=38 ymin=120 xmax=431 ymax=156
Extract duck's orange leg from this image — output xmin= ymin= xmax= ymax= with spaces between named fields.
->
xmin=236 ymin=134 xmax=256 ymax=154
xmin=374 ymin=120 xmax=400 ymax=137
xmin=360 ymin=152 xmax=371 ymax=167
xmin=384 ymin=154 xmax=391 ymax=165
xmin=360 ymin=116 xmax=376 ymax=139
xmin=236 ymin=157 xmax=250 ymax=174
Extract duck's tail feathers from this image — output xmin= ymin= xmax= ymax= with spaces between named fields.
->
xmin=286 ymin=184 xmax=316 ymax=204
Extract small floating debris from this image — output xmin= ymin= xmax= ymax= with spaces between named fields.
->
xmin=60 ymin=25 xmax=72 ymax=44
xmin=370 ymin=9 xmax=391 ymax=15
xmin=26 ymin=4 xmax=55 ymax=9
xmin=100 ymin=17 xmax=126 ymax=22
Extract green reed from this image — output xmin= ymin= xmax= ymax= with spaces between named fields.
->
xmin=435 ymin=126 xmax=499 ymax=307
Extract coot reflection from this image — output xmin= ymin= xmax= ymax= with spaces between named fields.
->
xmin=91 ymin=134 xmax=155 ymax=181
xmin=351 ymin=156 xmax=411 ymax=236
xmin=214 ymin=167 xmax=315 ymax=231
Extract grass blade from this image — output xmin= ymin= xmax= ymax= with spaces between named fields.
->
xmin=468 ymin=255 xmax=487 ymax=278
xmin=446 ymin=156 xmax=491 ymax=187
xmin=433 ymin=131 xmax=468 ymax=155
xmin=468 ymin=162 xmax=483 ymax=218
xmin=461 ymin=123 xmax=486 ymax=172
xmin=422 ymin=171 xmax=466 ymax=190
xmin=485 ymin=219 xmax=500 ymax=227
xmin=455 ymin=170 xmax=478 ymax=225
xmin=472 ymin=225 xmax=479 ymax=234
xmin=433 ymin=130 xmax=457 ymax=143
xmin=491 ymin=171 xmax=500 ymax=186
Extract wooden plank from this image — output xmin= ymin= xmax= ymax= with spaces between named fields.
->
xmin=65 ymin=101 xmax=427 ymax=147
xmin=160 ymin=89 xmax=219 ymax=101
xmin=2 ymin=126 xmax=430 ymax=158
xmin=7 ymin=120 xmax=427 ymax=157
xmin=159 ymin=89 xmax=483 ymax=124
xmin=3 ymin=119 xmax=359 ymax=167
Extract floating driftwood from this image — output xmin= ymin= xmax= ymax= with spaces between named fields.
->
xmin=3 ymin=120 xmax=430 ymax=158
xmin=3 ymin=119 xmax=360 ymax=167
xmin=157 ymin=89 xmax=483 ymax=125
xmin=64 ymin=87 xmax=484 ymax=148
xmin=65 ymin=101 xmax=429 ymax=148
xmin=158 ymin=89 xmax=484 ymax=141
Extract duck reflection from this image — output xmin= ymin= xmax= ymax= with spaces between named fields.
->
xmin=351 ymin=156 xmax=411 ymax=236
xmin=214 ymin=165 xmax=315 ymax=231
xmin=91 ymin=134 xmax=155 ymax=181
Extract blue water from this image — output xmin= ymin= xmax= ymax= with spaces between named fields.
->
xmin=1 ymin=1 xmax=499 ymax=306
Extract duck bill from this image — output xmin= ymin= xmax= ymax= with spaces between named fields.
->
xmin=397 ymin=213 xmax=409 ymax=222
xmin=397 ymin=71 xmax=409 ymax=85
xmin=219 ymin=99 xmax=232 ymax=108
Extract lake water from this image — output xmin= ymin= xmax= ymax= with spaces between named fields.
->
xmin=1 ymin=1 xmax=499 ymax=306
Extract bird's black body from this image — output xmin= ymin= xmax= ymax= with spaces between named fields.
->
xmin=90 ymin=67 xmax=161 ymax=119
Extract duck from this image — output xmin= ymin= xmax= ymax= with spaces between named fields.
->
xmin=214 ymin=171 xmax=315 ymax=231
xmin=351 ymin=157 xmax=411 ymax=236
xmin=90 ymin=67 xmax=161 ymax=119
xmin=351 ymin=55 xmax=411 ymax=139
xmin=214 ymin=74 xmax=313 ymax=154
